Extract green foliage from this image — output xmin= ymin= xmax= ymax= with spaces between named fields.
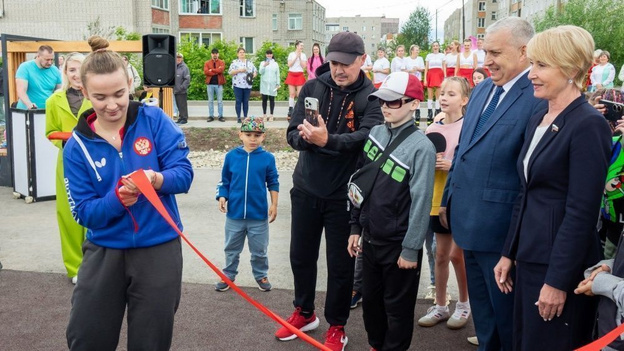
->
xmin=83 ymin=17 xmax=115 ymax=40
xmin=114 ymin=27 xmax=141 ymax=41
xmin=391 ymin=6 xmax=432 ymax=53
xmin=178 ymin=39 xmax=297 ymax=101
xmin=533 ymin=0 xmax=624 ymax=84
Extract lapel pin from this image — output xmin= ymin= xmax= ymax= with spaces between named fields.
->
xmin=551 ymin=124 xmax=559 ymax=133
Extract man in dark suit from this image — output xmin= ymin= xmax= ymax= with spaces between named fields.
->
xmin=440 ymin=17 xmax=546 ymax=351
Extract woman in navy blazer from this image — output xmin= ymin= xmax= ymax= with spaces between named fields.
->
xmin=494 ymin=26 xmax=612 ymax=350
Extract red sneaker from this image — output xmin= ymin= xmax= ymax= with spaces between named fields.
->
xmin=275 ymin=307 xmax=320 ymax=341
xmin=324 ymin=326 xmax=348 ymax=351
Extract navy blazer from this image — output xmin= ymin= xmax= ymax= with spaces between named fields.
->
xmin=502 ymin=95 xmax=611 ymax=292
xmin=443 ymin=73 xmax=547 ymax=252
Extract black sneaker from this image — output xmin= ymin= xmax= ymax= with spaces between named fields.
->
xmin=207 ymin=116 xmax=214 ymax=122
xmin=257 ymin=277 xmax=272 ymax=292
xmin=215 ymin=280 xmax=231 ymax=292
xmin=237 ymin=118 xmax=242 ymax=123
xmin=218 ymin=116 xmax=225 ymax=122
xmin=350 ymin=290 xmax=362 ymax=309
xmin=176 ymin=119 xmax=187 ymax=125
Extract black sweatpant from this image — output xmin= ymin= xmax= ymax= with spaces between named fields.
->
xmin=262 ymin=94 xmax=275 ymax=115
xmin=66 ymin=238 xmax=183 ymax=351
xmin=174 ymin=93 xmax=189 ymax=122
xmin=289 ymin=188 xmax=355 ymax=326
xmin=362 ymin=240 xmax=422 ymax=351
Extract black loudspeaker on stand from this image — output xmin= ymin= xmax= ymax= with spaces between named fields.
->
xmin=142 ymin=34 xmax=176 ymax=109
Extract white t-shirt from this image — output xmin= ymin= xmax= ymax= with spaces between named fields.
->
xmin=372 ymin=57 xmax=390 ymax=84
xmin=405 ymin=56 xmax=425 ymax=80
xmin=459 ymin=52 xmax=475 ymax=67
xmin=391 ymin=56 xmax=407 ymax=73
xmin=474 ymin=49 xmax=486 ymax=68
xmin=426 ymin=53 xmax=445 ymax=69
xmin=361 ymin=55 xmax=373 ymax=71
xmin=444 ymin=53 xmax=458 ymax=68
xmin=288 ymin=52 xmax=307 ymax=72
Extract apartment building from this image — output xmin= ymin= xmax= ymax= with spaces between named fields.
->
xmin=0 ymin=0 xmax=326 ymax=54
xmin=443 ymin=0 xmax=500 ymax=42
xmin=325 ymin=15 xmax=400 ymax=57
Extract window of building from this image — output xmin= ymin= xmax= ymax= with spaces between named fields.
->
xmin=151 ymin=0 xmax=169 ymax=10
xmin=371 ymin=34 xmax=376 ymax=39
xmin=477 ymin=18 xmax=486 ymax=27
xmin=372 ymin=25 xmax=375 ymax=31
xmin=180 ymin=0 xmax=221 ymax=14
xmin=362 ymin=25 xmax=366 ymax=31
xmin=478 ymin=1 xmax=486 ymax=11
xmin=240 ymin=37 xmax=254 ymax=53
xmin=343 ymin=26 xmax=349 ymax=31
xmin=180 ymin=32 xmax=222 ymax=47
xmin=361 ymin=35 xmax=366 ymax=40
xmin=152 ymin=27 xmax=170 ymax=33
xmin=240 ymin=0 xmax=254 ymax=17
xmin=326 ymin=24 xmax=339 ymax=32
xmin=491 ymin=11 xmax=497 ymax=20
xmin=477 ymin=34 xmax=485 ymax=39
xmin=492 ymin=0 xmax=497 ymax=2
xmin=288 ymin=14 xmax=303 ymax=30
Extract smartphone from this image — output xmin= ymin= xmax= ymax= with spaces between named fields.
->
xmin=304 ymin=97 xmax=319 ymax=126
xmin=600 ymin=99 xmax=624 ymax=122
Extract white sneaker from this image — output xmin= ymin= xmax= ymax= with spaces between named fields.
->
xmin=424 ymin=285 xmax=436 ymax=302
xmin=418 ymin=305 xmax=450 ymax=327
xmin=447 ymin=301 xmax=471 ymax=329
xmin=71 ymin=276 xmax=77 ymax=285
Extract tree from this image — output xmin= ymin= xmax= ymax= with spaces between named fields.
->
xmin=395 ymin=6 xmax=432 ymax=52
xmin=533 ymin=0 xmax=624 ymax=83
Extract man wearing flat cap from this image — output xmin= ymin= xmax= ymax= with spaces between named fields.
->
xmin=276 ymin=32 xmax=383 ymax=350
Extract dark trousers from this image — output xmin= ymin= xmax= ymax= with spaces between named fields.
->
xmin=362 ymin=241 xmax=422 ymax=351
xmin=233 ymin=87 xmax=250 ymax=119
xmin=513 ymin=261 xmax=598 ymax=351
xmin=262 ymin=94 xmax=275 ymax=115
xmin=66 ymin=238 xmax=183 ymax=351
xmin=289 ymin=188 xmax=354 ymax=326
xmin=464 ymin=249 xmax=515 ymax=351
xmin=174 ymin=93 xmax=188 ymax=122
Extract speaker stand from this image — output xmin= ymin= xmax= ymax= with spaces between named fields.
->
xmin=159 ymin=87 xmax=164 ymax=110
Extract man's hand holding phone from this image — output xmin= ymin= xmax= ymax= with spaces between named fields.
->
xmin=298 ymin=113 xmax=328 ymax=147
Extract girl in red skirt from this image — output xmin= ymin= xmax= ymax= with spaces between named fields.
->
xmin=443 ymin=41 xmax=459 ymax=78
xmin=458 ymin=39 xmax=477 ymax=86
xmin=285 ymin=40 xmax=307 ymax=119
xmin=425 ymin=41 xmax=445 ymax=121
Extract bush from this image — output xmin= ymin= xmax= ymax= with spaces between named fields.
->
xmin=178 ymin=40 xmax=297 ymax=101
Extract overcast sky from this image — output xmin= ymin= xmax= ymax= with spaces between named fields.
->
xmin=315 ymin=0 xmax=464 ymax=41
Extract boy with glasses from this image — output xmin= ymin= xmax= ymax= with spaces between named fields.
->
xmin=348 ymin=71 xmax=436 ymax=350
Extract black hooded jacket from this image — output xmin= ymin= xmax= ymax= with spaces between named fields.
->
xmin=287 ymin=62 xmax=384 ymax=200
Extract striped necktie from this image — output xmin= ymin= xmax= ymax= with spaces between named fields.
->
xmin=471 ymin=86 xmax=505 ymax=142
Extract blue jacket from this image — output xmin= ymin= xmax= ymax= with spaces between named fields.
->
xmin=442 ymin=73 xmax=547 ymax=252
xmin=216 ymin=146 xmax=279 ymax=220
xmin=63 ymin=102 xmax=194 ymax=249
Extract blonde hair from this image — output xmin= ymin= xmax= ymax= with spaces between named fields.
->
xmin=526 ymin=25 xmax=594 ymax=91
xmin=61 ymin=52 xmax=85 ymax=91
xmin=441 ymin=76 xmax=471 ymax=114
xmin=80 ymin=36 xmax=129 ymax=88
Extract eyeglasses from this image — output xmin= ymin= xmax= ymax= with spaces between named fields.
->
xmin=378 ymin=98 xmax=415 ymax=109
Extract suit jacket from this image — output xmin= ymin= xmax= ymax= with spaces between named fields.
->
xmin=442 ymin=73 xmax=546 ymax=252
xmin=502 ymin=95 xmax=611 ymax=291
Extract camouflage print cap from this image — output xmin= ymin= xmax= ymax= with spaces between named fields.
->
xmin=240 ymin=116 xmax=265 ymax=133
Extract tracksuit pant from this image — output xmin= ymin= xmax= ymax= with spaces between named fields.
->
xmin=289 ymin=188 xmax=354 ymax=326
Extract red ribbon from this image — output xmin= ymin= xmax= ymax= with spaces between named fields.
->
xmin=47 ymin=131 xmax=72 ymax=141
xmin=129 ymin=169 xmax=331 ymax=351
xmin=576 ymin=321 xmax=624 ymax=351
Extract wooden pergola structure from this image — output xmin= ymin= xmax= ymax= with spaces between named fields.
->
xmin=1 ymin=34 xmax=174 ymax=117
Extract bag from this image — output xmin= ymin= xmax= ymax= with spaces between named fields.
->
xmin=347 ymin=125 xmax=416 ymax=208
xmin=245 ymin=61 xmax=254 ymax=85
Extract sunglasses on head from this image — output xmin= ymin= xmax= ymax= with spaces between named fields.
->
xmin=378 ymin=98 xmax=415 ymax=109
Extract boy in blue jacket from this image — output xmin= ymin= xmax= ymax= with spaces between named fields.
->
xmin=216 ymin=117 xmax=279 ymax=292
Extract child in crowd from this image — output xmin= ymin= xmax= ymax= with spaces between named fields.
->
xmin=215 ymin=117 xmax=279 ymax=292
xmin=472 ymin=68 xmax=488 ymax=86
xmin=418 ymin=77 xmax=472 ymax=330
xmin=348 ymin=71 xmax=436 ymax=351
